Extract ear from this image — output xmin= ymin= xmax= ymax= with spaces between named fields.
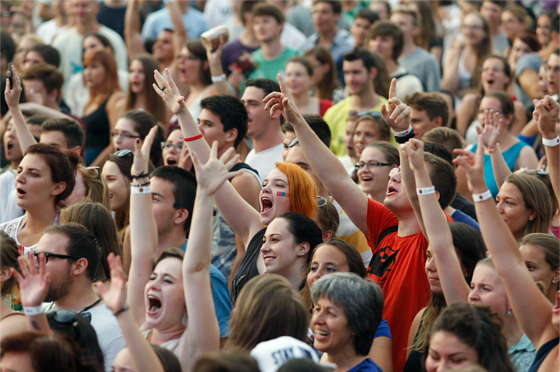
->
xmin=71 ymin=257 xmax=89 ymax=277
xmin=0 ymin=267 xmax=14 ymax=283
xmin=528 ymin=210 xmax=537 ymax=222
xmin=69 ymin=146 xmax=83 ymax=159
xmin=51 ymin=181 xmax=67 ymax=198
xmin=174 ymin=208 xmax=189 ymax=227
xmin=552 ymin=269 xmax=560 ymax=286
xmin=368 ymin=66 xmax=378 ymax=80
xmin=270 ymin=108 xmax=283 ymax=121
xmin=296 ymin=242 xmax=310 ymax=258
xmin=225 ymin=128 xmax=238 ymax=147
xmin=433 ymin=116 xmax=443 ymax=128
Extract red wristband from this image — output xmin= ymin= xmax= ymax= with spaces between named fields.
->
xmin=184 ymin=134 xmax=203 ymax=142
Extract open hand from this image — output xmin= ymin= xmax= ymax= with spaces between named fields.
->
xmin=380 ymin=78 xmax=411 ymax=132
xmin=262 ymin=73 xmax=301 ymax=124
xmin=93 ymin=254 xmax=127 ymax=313
xmin=153 ymin=69 xmax=186 ymax=115
xmin=14 ymin=252 xmax=50 ymax=307
xmin=477 ymin=110 xmax=501 ymax=153
xmin=453 ymin=136 xmax=487 ymax=193
xmin=191 ymin=141 xmax=241 ymax=195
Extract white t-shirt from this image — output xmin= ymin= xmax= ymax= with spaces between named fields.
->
xmin=0 ymin=216 xmax=38 ymax=253
xmin=36 ymin=19 xmax=69 ymax=44
xmin=245 ymin=143 xmax=284 ymax=182
xmin=0 ymin=170 xmax=23 ymax=224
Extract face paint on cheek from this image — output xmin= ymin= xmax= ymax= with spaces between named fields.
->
xmin=276 ymin=191 xmax=288 ymax=197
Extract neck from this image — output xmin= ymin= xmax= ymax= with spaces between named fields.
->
xmin=349 ymin=88 xmax=378 ymax=110
xmin=24 ymin=204 xmax=57 ymax=231
xmin=251 ymin=127 xmax=283 ymax=152
xmin=134 ymin=93 xmax=148 ymax=109
xmin=75 ymin=19 xmax=98 ymax=35
xmin=386 ymin=59 xmax=398 ymax=75
xmin=261 ymin=39 xmax=284 ymax=60
xmin=0 ymin=297 xmax=14 ymax=316
xmin=370 ymin=189 xmax=386 ymax=203
xmin=240 ymin=29 xmax=259 ymax=47
xmin=292 ymin=91 xmax=311 ymax=107
xmin=318 ymin=27 xmax=337 ymax=44
xmin=489 ymin=23 xmax=499 ymax=35
xmin=401 ymin=39 xmax=416 ymax=57
xmin=151 ymin=324 xmax=186 ymax=344
xmin=325 ymin=346 xmax=365 ymax=372
xmin=281 ymin=262 xmax=306 ymax=291
xmin=55 ymin=280 xmax=98 ymax=312
xmin=395 ymin=208 xmax=421 ymax=236
xmin=158 ymin=229 xmax=187 ymax=251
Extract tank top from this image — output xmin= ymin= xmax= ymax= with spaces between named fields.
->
xmin=83 ymin=97 xmax=111 ymax=150
xmin=230 ymin=228 xmax=266 ymax=302
xmin=528 ymin=337 xmax=559 ymax=372
xmin=470 ymin=141 xmax=527 ymax=197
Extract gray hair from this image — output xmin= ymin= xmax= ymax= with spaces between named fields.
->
xmin=310 ymin=272 xmax=383 ymax=355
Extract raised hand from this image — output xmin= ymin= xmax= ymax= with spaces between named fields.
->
xmin=191 ymin=141 xmax=241 ymax=195
xmin=14 ymin=252 xmax=50 ymax=307
xmin=533 ymin=96 xmax=559 ymax=138
xmin=93 ymin=254 xmax=128 ymax=313
xmin=477 ymin=110 xmax=501 ymax=153
xmin=453 ymin=136 xmax=486 ymax=193
xmin=380 ymin=78 xmax=411 ymax=132
xmin=4 ymin=67 xmax=22 ymax=110
xmin=262 ymin=73 xmax=301 ymax=124
xmin=131 ymin=126 xmax=158 ymax=176
xmin=402 ymin=138 xmax=425 ymax=171
xmin=178 ymin=144 xmax=192 ymax=170
xmin=153 ymin=68 xmax=186 ymax=115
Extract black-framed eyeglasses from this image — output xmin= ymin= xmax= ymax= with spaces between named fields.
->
xmin=355 ymin=161 xmax=393 ymax=170
xmin=113 ymin=149 xmax=133 ymax=158
xmin=111 ymin=131 xmax=140 ymax=141
xmin=34 ymin=252 xmax=76 ymax=263
xmin=161 ymin=141 xmax=184 ymax=152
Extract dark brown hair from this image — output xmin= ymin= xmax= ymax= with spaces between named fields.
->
xmin=0 ymin=232 xmax=19 ymax=295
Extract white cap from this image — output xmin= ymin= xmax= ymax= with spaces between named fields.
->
xmin=250 ymin=336 xmax=320 ymax=372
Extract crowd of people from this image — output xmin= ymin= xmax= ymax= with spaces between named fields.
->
xmin=0 ymin=0 xmax=559 ymax=371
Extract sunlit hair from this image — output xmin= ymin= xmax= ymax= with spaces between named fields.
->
xmin=0 ymin=232 xmax=19 ymax=296
xmin=83 ymin=49 xmax=120 ymax=105
xmin=276 ymin=162 xmax=318 ymax=220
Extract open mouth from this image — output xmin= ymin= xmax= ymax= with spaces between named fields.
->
xmin=386 ymin=185 xmax=398 ymax=196
xmin=260 ymin=197 xmax=273 ymax=213
xmin=147 ymin=295 xmax=162 ymax=314
xmin=166 ymin=158 xmax=178 ymax=166
xmin=6 ymin=142 xmax=14 ymax=150
xmin=16 ymin=188 xmax=26 ymax=198
xmin=262 ymin=255 xmax=276 ymax=265
xmin=486 ymin=79 xmax=495 ymax=85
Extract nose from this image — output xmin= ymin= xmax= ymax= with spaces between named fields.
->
xmin=496 ymin=200 xmax=505 ymax=213
xmin=468 ymin=288 xmax=479 ymax=302
xmin=426 ymin=256 xmax=436 ymax=272
xmin=15 ymin=171 xmax=25 ymax=184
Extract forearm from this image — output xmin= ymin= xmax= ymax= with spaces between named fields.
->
xmin=400 ymin=149 xmax=424 ymax=233
xmin=124 ymin=0 xmax=145 ymax=57
xmin=117 ymin=310 xmax=164 ymax=372
xmin=184 ymin=191 xmax=213 ymax=274
xmin=167 ymin=0 xmax=188 ymax=49
xmin=544 ymin=141 xmax=559 ymax=203
xmin=489 ymin=146 xmax=511 ymax=190
xmin=10 ymin=106 xmax=37 ymax=153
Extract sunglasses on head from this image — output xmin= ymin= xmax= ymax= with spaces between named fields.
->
xmin=113 ymin=149 xmax=133 ymax=158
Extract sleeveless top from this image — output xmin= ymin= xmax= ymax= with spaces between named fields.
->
xmin=231 ymin=228 xmax=266 ymax=302
xmin=83 ymin=97 xmax=111 ymax=159
xmin=528 ymin=337 xmax=559 ymax=372
xmin=470 ymin=141 xmax=528 ymax=197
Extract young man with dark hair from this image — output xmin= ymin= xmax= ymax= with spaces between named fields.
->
xmin=149 ymin=166 xmax=232 ymax=339
xmin=23 ymin=44 xmax=61 ymax=70
xmin=405 ymin=92 xmax=449 ymax=138
xmin=40 ymin=118 xmax=85 ymax=157
xmin=21 ymin=64 xmax=65 ymax=111
xmin=391 ymin=7 xmax=440 ymax=92
xmin=323 ymin=49 xmax=387 ymax=156
xmin=367 ymin=21 xmax=423 ymax=100
xmin=247 ymin=3 xmax=300 ymax=80
xmin=351 ymin=8 xmax=380 ymax=49
xmin=198 ymin=95 xmax=261 ymax=277
xmin=303 ymin=0 xmax=354 ymax=62
xmin=242 ymin=78 xmax=284 ymax=180
xmin=32 ymin=223 xmax=125 ymax=371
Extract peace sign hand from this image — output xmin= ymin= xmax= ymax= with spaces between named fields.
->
xmin=380 ymin=78 xmax=411 ymax=132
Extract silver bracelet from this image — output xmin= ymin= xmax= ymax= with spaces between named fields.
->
xmin=392 ymin=125 xmax=413 ymax=137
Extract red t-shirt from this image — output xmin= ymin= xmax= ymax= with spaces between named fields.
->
xmin=366 ymin=198 xmax=430 ymax=372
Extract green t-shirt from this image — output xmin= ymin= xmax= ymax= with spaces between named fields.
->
xmin=323 ymin=96 xmax=388 ymax=156
xmin=248 ymin=47 xmax=301 ymax=81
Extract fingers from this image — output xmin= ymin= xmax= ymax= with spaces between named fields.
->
xmin=223 ymin=153 xmax=240 ymax=171
xmin=133 ymin=138 xmax=142 ymax=157
xmin=277 ymin=73 xmax=286 ymax=95
xmin=191 ymin=151 xmax=201 ymax=172
xmin=210 ymin=140 xmax=219 ymax=160
xmin=388 ymin=78 xmax=397 ymax=99
xmin=142 ymin=126 xmax=159 ymax=154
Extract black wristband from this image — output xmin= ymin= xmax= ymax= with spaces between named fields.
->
xmin=113 ymin=305 xmax=129 ymax=317
xmin=395 ymin=129 xmax=415 ymax=144
xmin=131 ymin=172 xmax=149 ymax=179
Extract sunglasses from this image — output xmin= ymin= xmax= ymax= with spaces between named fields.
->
xmin=113 ymin=149 xmax=133 ymax=158
xmin=316 ymin=196 xmax=328 ymax=207
xmin=50 ymin=309 xmax=92 ymax=324
xmin=33 ymin=251 xmax=76 ymax=263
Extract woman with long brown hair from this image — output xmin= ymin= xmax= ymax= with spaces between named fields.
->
xmin=81 ymin=49 xmax=125 ymax=165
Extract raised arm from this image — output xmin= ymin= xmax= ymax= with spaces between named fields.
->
xmin=262 ymin=74 xmax=369 ymax=233
xmin=203 ymin=32 xmax=236 ymax=97
xmin=124 ymin=0 xmax=147 ymax=58
xmin=441 ymin=40 xmax=463 ymax=94
xmin=535 ymin=96 xmax=560 ymax=203
xmin=454 ymin=136 xmax=555 ymax=348
xmin=404 ymin=140 xmax=470 ymax=303
xmin=128 ymin=128 xmax=159 ymax=325
xmin=480 ymin=111 xmax=512 ymax=190
xmin=4 ymin=71 xmax=37 ymax=153
xmin=94 ymin=254 xmax=164 ymax=372
xmin=178 ymin=143 xmax=238 ymax=371
xmin=153 ymin=70 xmax=262 ymax=246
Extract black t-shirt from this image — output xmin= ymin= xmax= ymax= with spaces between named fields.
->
xmin=230 ymin=228 xmax=266 ymax=303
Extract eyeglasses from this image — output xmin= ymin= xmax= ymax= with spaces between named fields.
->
xmin=33 ymin=251 xmax=76 ymax=263
xmin=113 ymin=149 xmax=133 ymax=158
xmin=462 ymin=24 xmax=484 ymax=30
xmin=349 ymin=110 xmax=382 ymax=120
xmin=111 ymin=131 xmax=140 ymax=141
xmin=355 ymin=160 xmax=393 ymax=170
xmin=161 ymin=141 xmax=184 ymax=152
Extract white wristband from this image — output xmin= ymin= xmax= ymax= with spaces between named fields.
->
xmin=472 ymin=190 xmax=492 ymax=202
xmin=23 ymin=306 xmax=44 ymax=316
xmin=542 ymin=136 xmax=560 ymax=147
xmin=131 ymin=185 xmax=151 ymax=194
xmin=392 ymin=125 xmax=413 ymax=137
xmin=211 ymin=74 xmax=226 ymax=83
xmin=416 ymin=186 xmax=436 ymax=196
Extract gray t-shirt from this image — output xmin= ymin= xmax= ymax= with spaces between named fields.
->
xmin=399 ymin=48 xmax=441 ymax=92
xmin=515 ymin=53 xmax=543 ymax=107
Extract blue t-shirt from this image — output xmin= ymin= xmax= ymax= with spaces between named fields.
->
xmin=348 ymin=358 xmax=383 ymax=372
xmin=141 ymin=7 xmax=208 ymax=41
xmin=451 ymin=210 xmax=480 ymax=231
xmin=180 ymin=241 xmax=232 ymax=337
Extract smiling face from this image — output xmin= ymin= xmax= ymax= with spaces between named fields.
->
xmin=144 ymin=257 xmax=186 ymax=330
xmin=261 ymin=217 xmax=306 ymax=276
xmin=307 ymin=244 xmax=350 ymax=289
xmin=468 ymin=263 xmax=509 ymax=317
xmin=536 ymin=14 xmax=551 ymax=47
xmin=496 ymin=182 xmax=534 ymax=238
xmin=520 ymin=243 xmax=559 ymax=299
xmin=101 ymin=160 xmax=129 ymax=212
xmin=15 ymin=153 xmax=64 ymax=209
xmin=285 ymin=61 xmax=312 ymax=96
xmin=311 ymin=297 xmax=354 ymax=354
xmin=481 ymin=57 xmax=509 ymax=92
xmin=129 ymin=59 xmax=146 ymax=95
xmin=259 ymin=168 xmax=291 ymax=225
xmin=425 ymin=330 xmax=479 ymax=372
xmin=461 ymin=13 xmax=487 ymax=46
xmin=357 ymin=146 xmax=395 ymax=199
